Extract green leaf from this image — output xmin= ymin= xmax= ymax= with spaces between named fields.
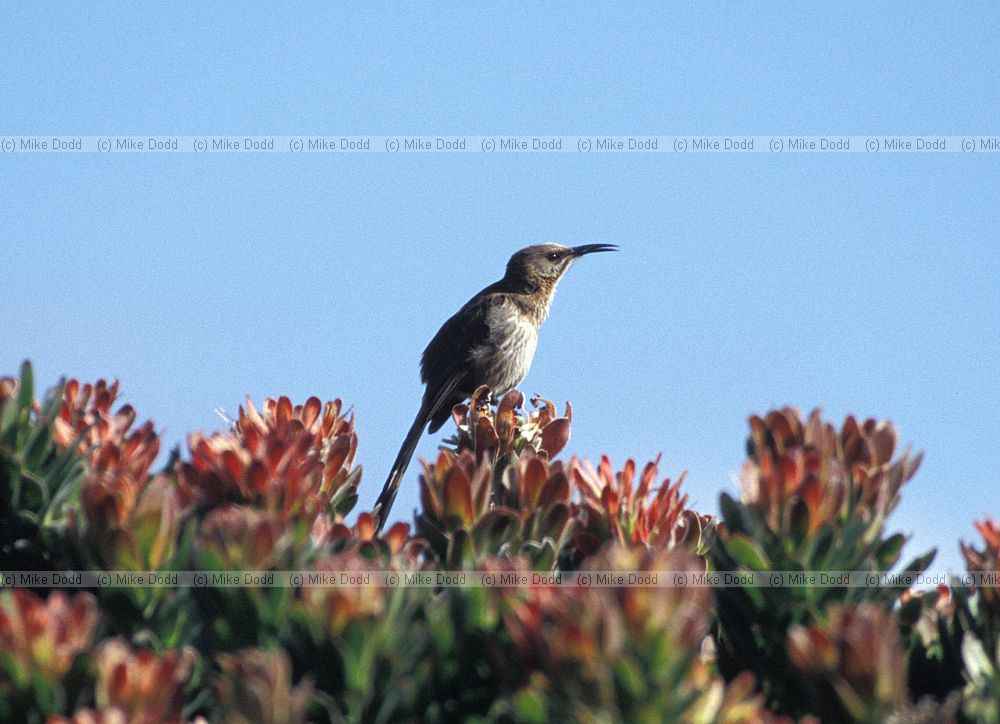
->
xmin=789 ymin=498 xmax=810 ymax=548
xmin=901 ymin=548 xmax=936 ymax=575
xmin=334 ymin=491 xmax=359 ymax=517
xmin=23 ymin=421 xmax=53 ymax=472
xmin=719 ymin=493 xmax=745 ymax=530
xmin=16 ymin=361 xmax=33 ymax=414
xmin=724 ymin=533 xmax=771 ymax=570
xmin=614 ymin=654 xmax=647 ymax=699
xmin=462 ymin=587 xmax=497 ymax=630
xmin=806 ymin=525 xmax=835 ymax=568
xmin=838 ymin=518 xmax=867 ymax=552
xmin=513 ymin=687 xmax=547 ymax=723
xmin=0 ymin=392 xmax=18 ymax=438
xmin=446 ymin=529 xmax=474 ymax=568
xmin=530 ymin=538 xmax=557 ymax=571
xmin=820 ymin=518 xmax=869 ymax=571
xmin=471 ymin=509 xmax=520 ymax=553
xmin=875 ymin=533 xmax=907 ymax=568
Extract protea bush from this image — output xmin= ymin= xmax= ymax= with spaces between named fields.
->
xmin=0 ymin=589 xmax=98 ymax=720
xmin=1 ymin=361 xmax=998 ymax=721
xmin=709 ymin=407 xmax=941 ymax=717
xmin=500 ymin=547 xmax=774 ymax=722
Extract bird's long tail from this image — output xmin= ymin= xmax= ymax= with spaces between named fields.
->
xmin=373 ymin=405 xmax=429 ymax=532
xmin=373 ymin=374 xmax=462 ymax=532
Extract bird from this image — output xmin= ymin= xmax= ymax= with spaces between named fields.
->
xmin=372 ymin=242 xmax=617 ymax=530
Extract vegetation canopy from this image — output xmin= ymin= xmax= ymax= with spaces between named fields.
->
xmin=0 ymin=361 xmax=996 ymax=722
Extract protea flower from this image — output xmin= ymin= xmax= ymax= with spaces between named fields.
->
xmin=47 ymin=376 xmax=190 ymax=572
xmin=416 ymin=450 xmax=575 ymax=568
xmin=961 ymin=518 xmax=1000 ymax=627
xmin=502 ymin=547 xmax=771 ymax=721
xmin=298 ymin=553 xmax=388 ymax=639
xmin=310 ymin=511 xmax=415 ymax=559
xmin=0 ymin=589 xmax=97 ymax=688
xmin=53 ymin=378 xmax=125 ymax=451
xmin=446 ymin=387 xmax=571 ymax=462
xmin=236 ymin=395 xmax=359 ymax=503
xmin=569 ymin=455 xmax=713 ymax=554
xmin=196 ymin=505 xmax=291 ymax=570
xmin=90 ymin=639 xmax=196 ymax=724
xmin=787 ymin=604 xmax=908 ymax=720
xmin=179 ymin=395 xmax=361 ymax=531
xmin=741 ymin=408 xmax=921 ymax=536
xmin=213 ymin=648 xmax=312 ymax=724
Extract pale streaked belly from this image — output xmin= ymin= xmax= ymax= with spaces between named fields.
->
xmin=471 ymin=313 xmax=538 ymax=394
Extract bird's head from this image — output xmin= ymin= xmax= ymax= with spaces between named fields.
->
xmin=505 ymin=243 xmax=617 ymax=291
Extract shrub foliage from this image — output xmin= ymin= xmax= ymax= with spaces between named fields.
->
xmin=0 ymin=361 xmax=996 ymax=722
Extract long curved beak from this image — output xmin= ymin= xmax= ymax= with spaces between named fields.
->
xmin=571 ymin=244 xmax=618 ymax=257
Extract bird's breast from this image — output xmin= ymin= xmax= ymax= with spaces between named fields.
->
xmin=471 ymin=304 xmax=539 ymax=395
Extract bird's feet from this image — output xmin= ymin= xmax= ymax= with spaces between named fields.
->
xmin=470 ymin=385 xmax=495 ymax=415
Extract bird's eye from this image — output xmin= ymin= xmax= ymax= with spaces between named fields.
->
xmin=546 ymin=252 xmax=560 ymax=261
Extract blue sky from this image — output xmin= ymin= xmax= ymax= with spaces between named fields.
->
xmin=2 ymin=3 xmax=998 ymax=573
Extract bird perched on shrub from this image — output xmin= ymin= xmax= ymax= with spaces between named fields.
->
xmin=373 ymin=243 xmax=617 ymax=529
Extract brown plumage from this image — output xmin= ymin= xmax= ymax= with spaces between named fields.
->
xmin=373 ymin=243 xmax=617 ymax=530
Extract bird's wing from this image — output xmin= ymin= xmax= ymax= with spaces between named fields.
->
xmin=420 ymin=290 xmax=498 ymax=390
